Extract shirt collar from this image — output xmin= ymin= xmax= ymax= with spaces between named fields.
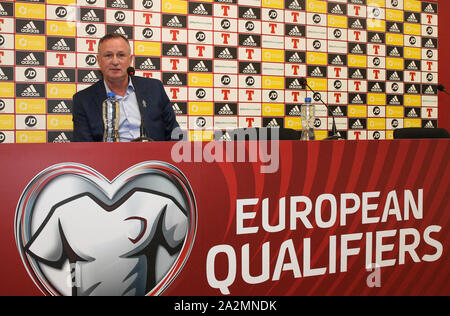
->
xmin=104 ymin=78 xmax=135 ymax=98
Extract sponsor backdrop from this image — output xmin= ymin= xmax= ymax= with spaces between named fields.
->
xmin=0 ymin=0 xmax=441 ymax=143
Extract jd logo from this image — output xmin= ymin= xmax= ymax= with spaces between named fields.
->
xmin=15 ymin=162 xmax=197 ymax=296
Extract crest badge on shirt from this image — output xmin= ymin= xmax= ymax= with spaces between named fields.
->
xmin=15 ymin=162 xmax=197 ymax=296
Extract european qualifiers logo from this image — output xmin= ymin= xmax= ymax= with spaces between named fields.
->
xmin=15 ymin=162 xmax=197 ymax=296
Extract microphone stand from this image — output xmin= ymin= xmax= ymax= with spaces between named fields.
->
xmin=127 ymin=67 xmax=154 ymax=142
xmin=300 ymin=78 xmax=342 ymax=140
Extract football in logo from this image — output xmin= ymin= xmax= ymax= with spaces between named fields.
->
xmin=15 ymin=162 xmax=197 ymax=296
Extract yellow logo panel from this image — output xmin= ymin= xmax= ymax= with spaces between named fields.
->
xmin=0 ymin=83 xmax=15 ymax=98
xmin=189 ymin=74 xmax=213 ymax=87
xmin=368 ymin=94 xmax=386 ymax=106
xmin=386 ymin=58 xmax=404 ymax=70
xmin=386 ymin=106 xmax=404 ymax=118
xmin=285 ymin=117 xmax=301 ymax=130
xmin=367 ymin=19 xmax=386 ymax=32
xmin=47 ymin=21 xmax=76 ymax=37
xmin=162 ymin=0 xmax=188 ymax=14
xmin=47 ymin=0 xmax=77 ymax=4
xmin=404 ymin=23 xmax=421 ymax=36
xmin=47 ymin=84 xmax=77 ymax=99
xmin=15 ymin=99 xmax=46 ymax=114
xmin=328 ymin=16 xmax=347 ymax=29
xmin=405 ymin=0 xmax=421 ymax=12
xmin=263 ymin=76 xmax=284 ymax=90
xmin=404 ymin=119 xmax=422 ymax=128
xmin=404 ymin=95 xmax=422 ymax=107
xmin=262 ymin=0 xmax=284 ymax=9
xmin=348 ymin=106 xmax=367 ymax=118
xmin=307 ymin=78 xmax=327 ymax=91
xmin=263 ymin=103 xmax=284 ymax=117
xmin=15 ymin=35 xmax=45 ymax=51
xmin=135 ymin=42 xmax=161 ymax=56
xmin=262 ymin=49 xmax=284 ymax=63
xmin=307 ymin=0 xmax=327 ymax=13
xmin=15 ymin=3 xmax=45 ymax=19
xmin=16 ymin=131 xmax=46 ymax=144
xmin=189 ymin=131 xmax=213 ymax=142
xmin=348 ymin=55 xmax=367 ymax=68
xmin=404 ymin=47 xmax=421 ymax=60
xmin=315 ymin=130 xmax=328 ymax=140
xmin=47 ymin=115 xmax=73 ymax=130
xmin=189 ymin=102 xmax=213 ymax=116
xmin=368 ymin=118 xmax=386 ymax=130
xmin=0 ymin=115 xmax=15 ymax=130
xmin=386 ymin=9 xmax=404 ymax=22
xmin=386 ymin=33 xmax=404 ymax=46
xmin=367 ymin=0 xmax=385 ymax=7
xmin=307 ymin=52 xmax=327 ymax=65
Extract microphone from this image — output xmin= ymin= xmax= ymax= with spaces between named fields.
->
xmin=437 ymin=84 xmax=450 ymax=96
xmin=299 ymin=77 xmax=342 ymax=140
xmin=127 ymin=67 xmax=154 ymax=142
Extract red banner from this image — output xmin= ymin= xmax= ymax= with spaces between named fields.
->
xmin=0 ymin=139 xmax=449 ymax=296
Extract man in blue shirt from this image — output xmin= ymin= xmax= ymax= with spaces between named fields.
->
xmin=72 ymin=34 xmax=180 ymax=142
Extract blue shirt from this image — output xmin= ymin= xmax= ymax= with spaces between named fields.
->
xmin=104 ymin=80 xmax=141 ymax=142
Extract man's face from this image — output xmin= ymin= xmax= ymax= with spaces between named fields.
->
xmin=98 ymin=37 xmax=132 ymax=84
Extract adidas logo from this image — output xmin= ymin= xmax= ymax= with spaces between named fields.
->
xmin=167 ymin=74 xmax=183 ymax=86
xmin=111 ymin=0 xmax=129 ymax=9
xmin=193 ymin=61 xmax=209 ymax=72
xmin=52 ymin=70 xmax=71 ymax=82
xmin=82 ymin=71 xmax=99 ymax=83
xmin=370 ymin=33 xmax=383 ymax=43
xmin=331 ymin=55 xmax=344 ymax=66
xmin=52 ymin=101 xmax=70 ymax=113
xmin=21 ymin=21 xmax=40 ymax=34
xmin=407 ymin=13 xmax=419 ymax=23
xmin=82 ymin=9 xmax=100 ymax=22
xmin=352 ymin=94 xmax=364 ymax=104
xmin=53 ymin=132 xmax=70 ymax=143
xmin=407 ymin=85 xmax=418 ymax=94
xmin=288 ymin=26 xmax=303 ymax=37
xmin=242 ymin=36 xmax=257 ymax=47
xmin=166 ymin=45 xmax=183 ymax=57
xmin=114 ymin=27 xmax=128 ymax=37
xmin=219 ymin=132 xmax=232 ymax=141
xmin=424 ymin=4 xmax=436 ymax=13
xmin=287 ymin=0 xmax=303 ymax=10
xmin=218 ymin=104 xmax=234 ymax=115
xmin=352 ymin=119 xmax=364 ymax=129
xmin=389 ymin=47 xmax=401 ymax=57
xmin=139 ymin=58 xmax=156 ymax=70
xmin=424 ymin=86 xmax=435 ymax=95
xmin=218 ymin=48 xmax=234 ymax=59
xmin=242 ymin=63 xmax=257 ymax=74
xmin=289 ymin=106 xmax=301 ymax=116
xmin=351 ymin=69 xmax=364 ymax=79
xmin=389 ymin=96 xmax=400 ymax=105
xmin=289 ymin=79 xmax=303 ymax=89
xmin=266 ymin=119 xmax=280 ymax=128
xmin=389 ymin=23 xmax=401 ymax=33
xmin=20 ymin=53 xmax=40 ymax=66
xmin=310 ymin=67 xmax=323 ymax=77
xmin=332 ymin=107 xmax=344 ymax=116
xmin=242 ymin=8 xmax=257 ymax=19
xmin=0 ymin=4 xmax=8 ymax=16
xmin=289 ymin=53 xmax=304 ymax=63
xmin=172 ymin=103 xmax=183 ymax=115
xmin=21 ymin=85 xmax=40 ymax=97
xmin=167 ymin=16 xmax=183 ymax=27
xmin=351 ymin=19 xmax=364 ymax=29
xmin=407 ymin=61 xmax=419 ymax=70
xmin=424 ymin=121 xmax=435 ymax=128
xmin=351 ymin=44 xmax=364 ymax=54
xmin=331 ymin=4 xmax=344 ymax=15
xmin=370 ymin=83 xmax=382 ymax=92
xmin=424 ymin=39 xmax=436 ymax=48
xmin=0 ymin=68 xmax=8 ymax=81
xmin=389 ymin=72 xmax=401 ymax=81
xmin=52 ymin=39 xmax=70 ymax=51
xmin=407 ymin=108 xmax=419 ymax=118
xmin=193 ymin=4 xmax=209 ymax=15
